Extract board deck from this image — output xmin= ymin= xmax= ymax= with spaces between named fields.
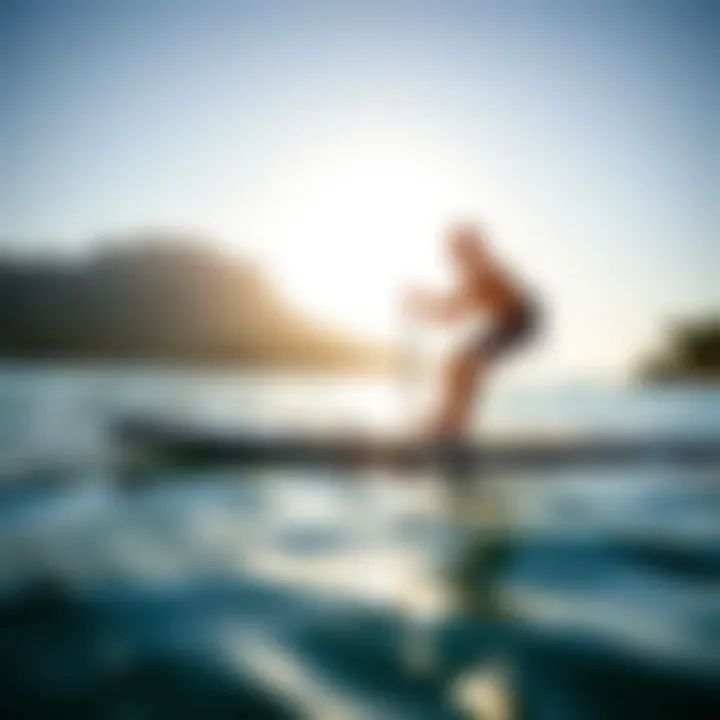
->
xmin=113 ymin=417 xmax=720 ymax=473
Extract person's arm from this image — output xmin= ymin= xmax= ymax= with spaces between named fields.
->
xmin=403 ymin=286 xmax=474 ymax=324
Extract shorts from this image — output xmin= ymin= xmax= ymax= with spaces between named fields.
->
xmin=469 ymin=301 xmax=539 ymax=360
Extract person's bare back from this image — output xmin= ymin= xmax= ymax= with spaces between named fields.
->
xmin=452 ymin=227 xmax=527 ymax=318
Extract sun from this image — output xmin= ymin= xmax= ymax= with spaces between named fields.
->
xmin=249 ymin=128 xmax=478 ymax=339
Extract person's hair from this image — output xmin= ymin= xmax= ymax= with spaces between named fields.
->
xmin=446 ymin=221 xmax=486 ymax=252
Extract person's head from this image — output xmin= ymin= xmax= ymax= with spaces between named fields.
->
xmin=445 ymin=222 xmax=488 ymax=269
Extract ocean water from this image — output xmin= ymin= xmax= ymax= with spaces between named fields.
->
xmin=0 ymin=365 xmax=718 ymax=719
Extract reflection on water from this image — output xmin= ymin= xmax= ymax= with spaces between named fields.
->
xmin=0 ymin=366 xmax=719 ymax=719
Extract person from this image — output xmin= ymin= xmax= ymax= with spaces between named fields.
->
xmin=404 ymin=222 xmax=539 ymax=440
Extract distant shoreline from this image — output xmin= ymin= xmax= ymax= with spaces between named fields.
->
xmin=0 ymin=355 xmax=396 ymax=378
xmin=633 ymin=375 xmax=720 ymax=389
xmin=2 ymin=358 xmax=719 ymax=391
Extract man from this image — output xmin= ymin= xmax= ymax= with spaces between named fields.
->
xmin=405 ymin=222 xmax=539 ymax=439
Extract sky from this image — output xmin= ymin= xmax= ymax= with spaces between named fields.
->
xmin=1 ymin=0 xmax=718 ymax=379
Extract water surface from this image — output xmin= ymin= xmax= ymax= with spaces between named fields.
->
xmin=0 ymin=366 xmax=718 ymax=719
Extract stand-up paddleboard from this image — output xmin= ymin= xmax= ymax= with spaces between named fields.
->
xmin=112 ymin=416 xmax=720 ymax=473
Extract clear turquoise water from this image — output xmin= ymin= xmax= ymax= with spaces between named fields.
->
xmin=0 ymin=366 xmax=718 ymax=719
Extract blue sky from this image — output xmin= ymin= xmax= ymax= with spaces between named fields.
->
xmin=1 ymin=0 xmax=718 ymax=377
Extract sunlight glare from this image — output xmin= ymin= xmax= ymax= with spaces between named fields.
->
xmin=256 ymin=131 xmax=477 ymax=338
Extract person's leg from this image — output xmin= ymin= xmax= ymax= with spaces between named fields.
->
xmin=431 ymin=348 xmax=487 ymax=440
xmin=430 ymin=305 xmax=537 ymax=441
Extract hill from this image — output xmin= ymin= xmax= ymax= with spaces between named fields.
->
xmin=0 ymin=233 xmax=393 ymax=374
xmin=637 ymin=315 xmax=720 ymax=383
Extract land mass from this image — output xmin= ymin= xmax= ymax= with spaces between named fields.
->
xmin=0 ymin=232 xmax=394 ymax=374
xmin=637 ymin=315 xmax=720 ymax=384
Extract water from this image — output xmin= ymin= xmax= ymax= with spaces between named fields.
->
xmin=0 ymin=365 xmax=718 ymax=719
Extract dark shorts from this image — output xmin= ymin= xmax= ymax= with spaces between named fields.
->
xmin=469 ymin=301 xmax=539 ymax=360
